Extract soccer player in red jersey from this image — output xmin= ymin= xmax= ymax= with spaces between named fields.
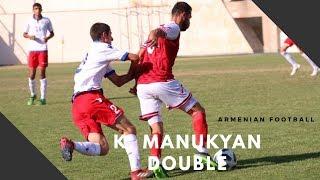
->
xmin=280 ymin=37 xmax=319 ymax=76
xmin=131 ymin=2 xmax=213 ymax=176
xmin=59 ymin=23 xmax=151 ymax=180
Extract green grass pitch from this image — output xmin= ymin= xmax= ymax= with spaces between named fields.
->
xmin=0 ymin=54 xmax=319 ymax=179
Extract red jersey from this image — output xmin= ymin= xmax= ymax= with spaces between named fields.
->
xmin=138 ymin=22 xmax=181 ymax=84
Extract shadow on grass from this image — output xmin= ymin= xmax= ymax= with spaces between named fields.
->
xmin=120 ymin=166 xmax=204 ymax=180
xmin=161 ymin=152 xmax=320 ymax=178
xmin=236 ymin=151 xmax=320 ymax=169
xmin=169 ymin=165 xmax=205 ymax=178
xmin=119 ymin=152 xmax=320 ymax=179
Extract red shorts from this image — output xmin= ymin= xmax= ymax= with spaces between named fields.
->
xmin=28 ymin=51 xmax=48 ymax=68
xmin=284 ymin=38 xmax=294 ymax=47
xmin=72 ymin=91 xmax=124 ymax=140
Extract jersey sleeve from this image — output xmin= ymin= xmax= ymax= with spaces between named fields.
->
xmin=104 ymin=46 xmax=129 ymax=61
xmin=104 ymin=64 xmax=116 ymax=78
xmin=47 ymin=18 xmax=54 ymax=32
xmin=160 ymin=23 xmax=180 ymax=40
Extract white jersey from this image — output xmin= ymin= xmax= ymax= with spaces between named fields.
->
xmin=24 ymin=16 xmax=53 ymax=51
xmin=73 ymin=42 xmax=128 ymax=94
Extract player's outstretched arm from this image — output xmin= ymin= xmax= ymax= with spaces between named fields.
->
xmin=125 ymin=52 xmax=141 ymax=79
xmin=104 ymin=52 xmax=140 ymax=87
xmin=106 ymin=72 xmax=133 ymax=87
xmin=126 ymin=53 xmax=139 ymax=62
xmin=127 ymin=48 xmax=146 ymax=78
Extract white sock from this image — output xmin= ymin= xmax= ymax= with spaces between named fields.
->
xmin=74 ymin=142 xmax=101 ymax=156
xmin=301 ymin=53 xmax=319 ymax=69
xmin=40 ymin=78 xmax=47 ymax=99
xmin=282 ymin=52 xmax=298 ymax=67
xmin=195 ymin=145 xmax=209 ymax=154
xmin=28 ymin=78 xmax=36 ymax=97
xmin=124 ymin=134 xmax=141 ymax=171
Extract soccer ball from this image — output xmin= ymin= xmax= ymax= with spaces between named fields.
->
xmin=213 ymin=148 xmax=237 ymax=170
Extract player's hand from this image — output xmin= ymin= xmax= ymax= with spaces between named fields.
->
xmin=148 ymin=35 xmax=158 ymax=47
xmin=44 ymin=37 xmax=48 ymax=43
xmin=147 ymin=28 xmax=166 ymax=47
xmin=29 ymin=35 xmax=35 ymax=40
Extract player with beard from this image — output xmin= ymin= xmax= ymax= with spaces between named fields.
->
xmin=131 ymin=2 xmax=215 ymax=177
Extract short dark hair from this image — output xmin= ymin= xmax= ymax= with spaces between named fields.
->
xmin=33 ymin=3 xmax=42 ymax=9
xmin=90 ymin=23 xmax=110 ymax=41
xmin=171 ymin=2 xmax=192 ymax=16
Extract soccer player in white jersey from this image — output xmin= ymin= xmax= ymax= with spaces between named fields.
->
xmin=59 ymin=23 xmax=151 ymax=180
xmin=23 ymin=3 xmax=54 ymax=105
xmin=280 ymin=37 xmax=319 ymax=76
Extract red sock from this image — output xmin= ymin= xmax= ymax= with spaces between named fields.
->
xmin=150 ymin=133 xmax=163 ymax=159
xmin=192 ymin=111 xmax=208 ymax=147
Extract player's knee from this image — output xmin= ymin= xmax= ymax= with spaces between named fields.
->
xmin=150 ymin=121 xmax=163 ymax=134
xmin=201 ymin=107 xmax=206 ymax=114
xmin=125 ymin=125 xmax=137 ymax=135
xmin=100 ymin=148 xmax=109 ymax=156
xmin=29 ymin=72 xmax=36 ymax=79
xmin=190 ymin=103 xmax=205 ymax=115
xmin=99 ymin=141 xmax=109 ymax=156
xmin=280 ymin=46 xmax=288 ymax=55
xmin=30 ymin=75 xmax=36 ymax=80
xmin=40 ymin=71 xmax=46 ymax=79
xmin=119 ymin=124 xmax=137 ymax=135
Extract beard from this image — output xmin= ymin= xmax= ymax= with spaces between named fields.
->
xmin=180 ymin=20 xmax=190 ymax=31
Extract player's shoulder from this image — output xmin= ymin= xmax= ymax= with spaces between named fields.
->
xmin=160 ymin=21 xmax=180 ymax=40
xmin=89 ymin=42 xmax=115 ymax=53
xmin=161 ymin=21 xmax=180 ymax=31
xmin=41 ymin=16 xmax=52 ymax=22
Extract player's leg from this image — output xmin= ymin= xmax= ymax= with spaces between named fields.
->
xmin=185 ymin=103 xmax=208 ymax=151
xmin=160 ymin=80 xmax=215 ymax=167
xmin=137 ymin=83 xmax=168 ymax=178
xmin=60 ymin=92 xmax=110 ymax=161
xmin=27 ymin=51 xmax=38 ymax=105
xmin=137 ymin=84 xmax=163 ymax=160
xmin=88 ymin=94 xmax=152 ymax=178
xmin=301 ymin=52 xmax=319 ymax=76
xmin=38 ymin=51 xmax=48 ymax=104
xmin=60 ymin=133 xmax=108 ymax=161
xmin=60 ymin=115 xmax=108 ymax=161
xmin=280 ymin=45 xmax=300 ymax=75
xmin=109 ymin=115 xmax=153 ymax=179
xmin=181 ymin=99 xmax=217 ymax=167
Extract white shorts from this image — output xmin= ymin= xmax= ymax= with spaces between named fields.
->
xmin=137 ymin=80 xmax=198 ymax=125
